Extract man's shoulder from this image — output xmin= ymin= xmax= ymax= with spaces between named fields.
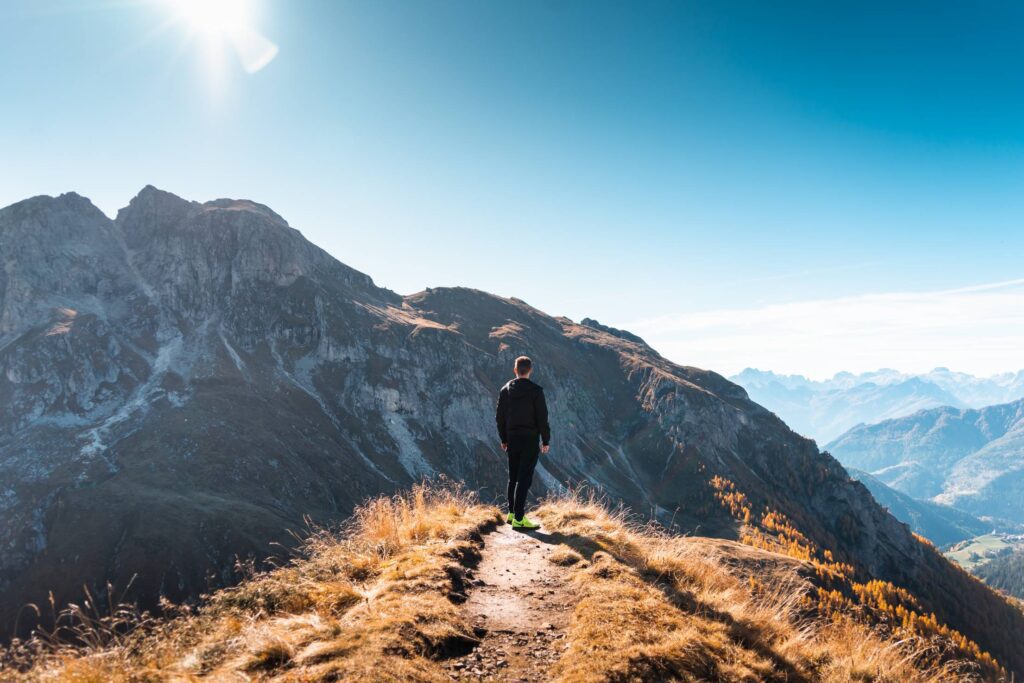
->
xmin=500 ymin=378 xmax=545 ymax=393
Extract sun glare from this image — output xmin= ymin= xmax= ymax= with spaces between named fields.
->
xmin=168 ymin=0 xmax=250 ymax=35
xmin=165 ymin=0 xmax=278 ymax=75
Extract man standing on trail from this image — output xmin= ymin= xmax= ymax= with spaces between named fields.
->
xmin=495 ymin=356 xmax=551 ymax=530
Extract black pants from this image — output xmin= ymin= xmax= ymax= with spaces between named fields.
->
xmin=506 ymin=434 xmax=540 ymax=520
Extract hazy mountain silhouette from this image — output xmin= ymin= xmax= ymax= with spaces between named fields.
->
xmin=732 ymin=368 xmax=1024 ymax=443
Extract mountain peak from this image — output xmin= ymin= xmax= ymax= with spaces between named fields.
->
xmin=131 ymin=184 xmax=190 ymax=206
xmin=55 ymin=190 xmax=89 ymax=203
xmin=579 ymin=317 xmax=649 ymax=347
xmin=0 ymin=189 xmax=105 ymax=221
xmin=117 ymin=186 xmax=292 ymax=234
xmin=202 ymin=197 xmax=288 ymax=225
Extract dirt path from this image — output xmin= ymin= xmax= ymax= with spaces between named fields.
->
xmin=445 ymin=522 xmax=577 ymax=681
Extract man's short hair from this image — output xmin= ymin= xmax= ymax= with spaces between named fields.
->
xmin=515 ymin=356 xmax=532 ymax=375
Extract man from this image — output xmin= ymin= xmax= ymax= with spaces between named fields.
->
xmin=495 ymin=355 xmax=551 ymax=529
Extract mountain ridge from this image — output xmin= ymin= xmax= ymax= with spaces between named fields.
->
xmin=2 ymin=188 xmax=1023 ymax=674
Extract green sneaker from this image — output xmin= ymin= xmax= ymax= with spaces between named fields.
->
xmin=506 ymin=512 xmax=514 ymax=524
xmin=512 ymin=516 xmax=541 ymax=530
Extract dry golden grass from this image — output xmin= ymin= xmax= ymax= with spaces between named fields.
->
xmin=535 ymin=491 xmax=983 ymax=683
xmin=547 ymin=545 xmax=585 ymax=567
xmin=4 ymin=481 xmax=500 ymax=682
xmin=552 ymin=551 xmax=775 ymax=682
xmin=3 ymin=484 xmax=995 ymax=682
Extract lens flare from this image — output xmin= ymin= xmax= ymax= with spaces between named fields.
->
xmin=165 ymin=0 xmax=278 ymax=74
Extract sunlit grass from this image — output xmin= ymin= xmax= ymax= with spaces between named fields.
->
xmin=1 ymin=483 xmax=990 ymax=682
xmin=535 ymin=489 xmax=983 ymax=683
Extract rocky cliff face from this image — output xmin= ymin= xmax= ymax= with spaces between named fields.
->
xmin=2 ymin=188 xmax=1023 ymax=673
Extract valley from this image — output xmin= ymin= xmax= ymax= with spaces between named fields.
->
xmin=946 ymin=533 xmax=1024 ymax=571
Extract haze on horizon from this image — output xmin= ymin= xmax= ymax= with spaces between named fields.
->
xmin=2 ymin=0 xmax=1023 ymax=379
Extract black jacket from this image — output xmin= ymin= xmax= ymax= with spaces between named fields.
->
xmin=495 ymin=378 xmax=551 ymax=446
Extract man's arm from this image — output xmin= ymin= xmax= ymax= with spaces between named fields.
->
xmin=496 ymin=387 xmax=509 ymax=446
xmin=536 ymin=388 xmax=551 ymax=448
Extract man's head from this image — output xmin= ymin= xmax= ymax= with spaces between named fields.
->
xmin=514 ymin=355 xmax=532 ymax=378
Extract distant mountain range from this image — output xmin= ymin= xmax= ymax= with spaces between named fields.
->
xmin=731 ymin=367 xmax=1024 ymax=443
xmin=828 ymin=399 xmax=1024 ymax=524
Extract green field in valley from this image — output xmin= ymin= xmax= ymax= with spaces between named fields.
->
xmin=946 ymin=534 xmax=1022 ymax=570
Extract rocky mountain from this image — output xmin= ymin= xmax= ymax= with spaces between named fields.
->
xmin=732 ymin=368 xmax=1024 ymax=443
xmin=847 ymin=469 xmax=990 ymax=547
xmin=2 ymin=188 xmax=1024 ymax=674
xmin=827 ymin=399 xmax=1024 ymax=524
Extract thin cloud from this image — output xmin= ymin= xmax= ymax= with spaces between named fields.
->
xmin=714 ymin=261 xmax=882 ymax=288
xmin=626 ymin=279 xmax=1024 ymax=379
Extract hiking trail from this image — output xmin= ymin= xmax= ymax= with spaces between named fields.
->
xmin=446 ymin=522 xmax=578 ymax=681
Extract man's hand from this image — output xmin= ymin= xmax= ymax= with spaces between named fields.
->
xmin=501 ymin=443 xmax=508 ymax=452
xmin=541 ymin=444 xmax=550 ymax=454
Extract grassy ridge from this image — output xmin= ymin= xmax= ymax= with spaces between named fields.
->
xmin=2 ymin=482 xmax=500 ymax=681
xmin=535 ymin=494 xmax=983 ymax=683
xmin=1 ymin=483 xmax=1000 ymax=681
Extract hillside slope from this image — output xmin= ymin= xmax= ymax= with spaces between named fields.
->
xmin=975 ymin=551 xmax=1024 ymax=600
xmin=848 ymin=469 xmax=990 ymax=546
xmin=1 ymin=188 xmax=1023 ymax=673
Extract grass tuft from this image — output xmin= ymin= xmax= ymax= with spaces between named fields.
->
xmin=548 ymin=545 xmax=585 ymax=567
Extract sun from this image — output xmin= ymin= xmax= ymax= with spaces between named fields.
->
xmin=163 ymin=0 xmax=278 ymax=75
xmin=167 ymin=0 xmax=251 ymax=36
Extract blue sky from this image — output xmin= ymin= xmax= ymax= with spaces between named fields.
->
xmin=2 ymin=0 xmax=1023 ymax=377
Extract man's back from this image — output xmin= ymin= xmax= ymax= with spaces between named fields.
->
xmin=496 ymin=377 xmax=551 ymax=445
